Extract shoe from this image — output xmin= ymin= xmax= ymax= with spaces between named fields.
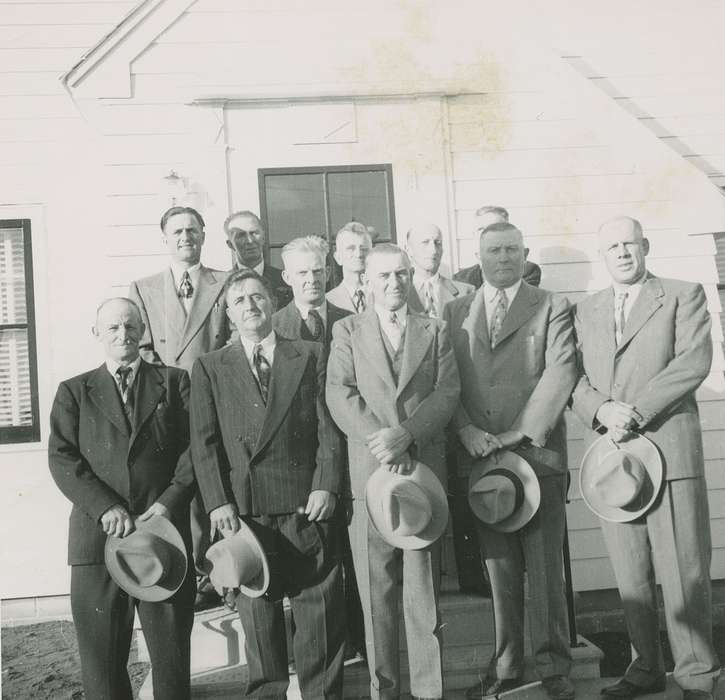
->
xmin=465 ymin=676 xmax=524 ymax=699
xmin=601 ymin=677 xmax=666 ymax=698
xmin=543 ymin=675 xmax=575 ymax=700
xmin=682 ymin=692 xmax=714 ymax=700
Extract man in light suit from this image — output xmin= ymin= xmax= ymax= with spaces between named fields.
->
xmin=271 ymin=235 xmax=366 ymax=664
xmin=225 ymin=210 xmax=292 ymax=309
xmin=444 ymin=223 xmax=577 ymax=700
xmin=571 ymin=216 xmax=720 ymax=700
xmin=326 ymin=221 xmax=373 ymax=313
xmin=326 ymin=244 xmax=460 ymax=700
xmin=49 ymin=297 xmax=195 ymax=700
xmin=191 ymin=269 xmax=346 ymax=699
xmin=129 ymin=205 xmax=229 ymax=608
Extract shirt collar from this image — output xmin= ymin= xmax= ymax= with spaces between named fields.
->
xmin=414 ymin=270 xmax=440 ymax=291
xmin=342 ymin=278 xmax=365 ymax=298
xmin=240 ymin=329 xmax=276 ymax=365
xmin=170 ymin=261 xmax=201 ymax=286
xmin=106 ymin=356 xmax=142 ymax=380
xmin=236 ymin=260 xmax=265 ymax=276
xmin=483 ymin=278 xmax=523 ymax=304
xmin=375 ymin=303 xmax=408 ymax=327
xmin=295 ymin=300 xmax=327 ymax=323
xmin=612 ymin=270 xmax=648 ymax=295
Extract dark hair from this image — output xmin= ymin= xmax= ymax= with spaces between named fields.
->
xmin=223 ymin=210 xmax=263 ymax=234
xmin=159 ymin=206 xmax=205 ymax=232
xmin=223 ymin=269 xmax=275 ymax=306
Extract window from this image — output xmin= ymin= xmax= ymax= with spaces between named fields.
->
xmin=258 ymin=164 xmax=396 ymax=279
xmin=714 ymin=233 xmax=725 ymax=353
xmin=0 ymin=220 xmax=40 ymax=444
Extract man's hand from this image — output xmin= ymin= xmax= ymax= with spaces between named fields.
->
xmin=366 ymin=426 xmax=413 ymax=465
xmin=494 ymin=430 xmax=526 ymax=450
xmin=596 ymin=401 xmax=641 ymax=442
xmin=305 ymin=490 xmax=337 ymax=521
xmin=138 ymin=502 xmax=170 ymax=522
xmin=101 ymin=504 xmax=134 ymax=538
xmin=210 ymin=503 xmax=240 ymax=538
xmin=383 ymin=450 xmax=415 ymax=475
xmin=458 ymin=424 xmax=502 ymax=459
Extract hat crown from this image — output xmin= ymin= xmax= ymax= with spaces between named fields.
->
xmin=384 ymin=482 xmax=433 ymax=536
xmin=207 ymin=536 xmax=263 ymax=589
xmin=593 ymin=449 xmax=646 ymax=508
xmin=114 ymin=532 xmax=171 ymax=588
xmin=470 ymin=469 xmax=525 ymax=524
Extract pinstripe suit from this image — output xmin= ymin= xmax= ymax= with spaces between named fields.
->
xmin=190 ymin=337 xmax=345 ymax=699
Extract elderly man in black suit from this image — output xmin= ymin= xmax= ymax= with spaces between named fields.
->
xmin=49 ymin=297 xmax=195 ymax=700
xmin=191 ymin=269 xmax=346 ymax=699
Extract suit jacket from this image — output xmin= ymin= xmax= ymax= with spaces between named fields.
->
xmin=407 ymin=275 xmax=475 ymax=316
xmin=326 ymin=282 xmax=360 ymax=313
xmin=129 ymin=265 xmax=229 ymax=375
xmin=326 ymin=309 xmax=461 ymax=498
xmin=190 ymin=338 xmax=343 ymax=516
xmin=444 ymin=282 xmax=577 ymax=476
xmin=48 ymin=361 xmax=194 ymax=564
xmin=571 ymin=275 xmax=712 ymax=480
xmin=454 ymin=260 xmax=542 ymax=289
xmin=272 ymin=300 xmax=351 ymax=348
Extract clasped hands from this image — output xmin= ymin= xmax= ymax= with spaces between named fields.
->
xmin=458 ymin=425 xmax=525 ymax=459
xmin=367 ymin=426 xmax=414 ymax=474
xmin=596 ymin=400 xmax=642 ymax=442
xmin=100 ymin=501 xmax=169 ymax=538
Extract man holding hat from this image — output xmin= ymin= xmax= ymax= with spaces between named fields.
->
xmin=444 ymin=222 xmax=577 ymax=700
xmin=49 ymin=297 xmax=196 ymax=700
xmin=190 ymin=268 xmax=346 ymax=699
xmin=326 ymin=243 xmax=460 ymax=700
xmin=572 ymin=216 xmax=719 ymax=700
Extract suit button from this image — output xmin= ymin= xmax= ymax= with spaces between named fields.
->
xmin=237 ymin=435 xmax=243 ymax=442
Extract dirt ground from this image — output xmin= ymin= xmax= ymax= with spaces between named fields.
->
xmin=1 ymin=620 xmax=149 ymax=699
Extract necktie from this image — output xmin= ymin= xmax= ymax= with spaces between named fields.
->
xmin=115 ymin=366 xmax=134 ymax=426
xmin=305 ymin=309 xmax=324 ymax=342
xmin=489 ymin=288 xmax=509 ymax=349
xmin=353 ymin=289 xmax=366 ymax=313
xmin=386 ymin=311 xmax=403 ymax=351
xmin=422 ymin=281 xmax=437 ymax=318
xmin=614 ymin=290 xmax=629 ymax=345
xmin=253 ymin=344 xmax=271 ymax=404
xmin=179 ymin=270 xmax=194 ymax=299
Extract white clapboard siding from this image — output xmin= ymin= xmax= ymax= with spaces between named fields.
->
xmin=0 ymin=3 xmax=134 ymax=25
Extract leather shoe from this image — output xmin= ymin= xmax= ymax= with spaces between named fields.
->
xmin=682 ymin=692 xmax=714 ymax=700
xmin=601 ymin=677 xmax=666 ymax=698
xmin=466 ymin=676 xmax=524 ymax=699
xmin=543 ymin=675 xmax=575 ymax=700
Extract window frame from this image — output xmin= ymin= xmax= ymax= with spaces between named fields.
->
xmin=257 ymin=163 xmax=397 ymax=262
xmin=0 ymin=218 xmax=40 ymax=444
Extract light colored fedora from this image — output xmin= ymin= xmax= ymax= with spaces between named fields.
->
xmin=205 ymin=519 xmax=270 ymax=598
xmin=365 ymin=461 xmax=449 ymax=550
xmin=468 ymin=451 xmax=541 ymax=533
xmin=580 ymin=434 xmax=663 ymax=523
xmin=105 ymin=514 xmax=187 ymax=602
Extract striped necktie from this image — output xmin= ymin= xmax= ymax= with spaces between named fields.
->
xmin=422 ymin=280 xmax=437 ymax=318
xmin=253 ymin=344 xmax=271 ymax=404
xmin=353 ymin=289 xmax=366 ymax=313
xmin=614 ymin=290 xmax=628 ymax=345
xmin=489 ymin=289 xmax=509 ymax=349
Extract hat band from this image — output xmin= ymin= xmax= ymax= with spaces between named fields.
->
xmin=485 ymin=468 xmax=525 ymax=518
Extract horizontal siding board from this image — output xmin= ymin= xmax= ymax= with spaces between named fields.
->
xmin=448 ymin=93 xmax=582 ymax=124
xmin=104 ymin=163 xmax=192 ymax=196
xmin=0 ymin=47 xmax=84 ymax=72
xmin=0 ymin=117 xmax=87 ymax=142
xmin=589 ymin=74 xmax=725 ymax=99
xmin=0 ymin=3 xmax=134 ymax=25
xmin=0 ymin=24 xmax=108 ymax=48
xmin=642 ymin=115 xmax=725 ymax=139
xmin=0 ymin=95 xmax=77 ymax=119
xmin=614 ymin=94 xmax=725 ymax=120
xmin=0 ymin=72 xmax=64 ymax=96
xmin=99 ymin=135 xmax=202 ymax=165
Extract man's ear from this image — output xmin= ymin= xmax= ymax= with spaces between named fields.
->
xmin=281 ymin=269 xmax=291 ymax=285
xmin=642 ymin=238 xmax=650 ymax=256
xmin=333 ymin=248 xmax=343 ymax=267
xmin=91 ymin=325 xmax=99 ymax=339
xmin=225 ymin=238 xmax=234 ymax=251
xmin=524 ymin=246 xmax=530 ymax=260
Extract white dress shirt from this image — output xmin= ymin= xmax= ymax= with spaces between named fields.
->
xmin=612 ymin=272 xmax=647 ymax=325
xmin=240 ymin=330 xmax=276 ymax=381
xmin=170 ymin=261 xmax=201 ymax=313
xmin=482 ymin=279 xmax=522 ymax=333
xmin=414 ymin=270 xmax=441 ymax=317
xmin=375 ymin=304 xmax=408 ymax=350
xmin=295 ymin=300 xmax=328 ymax=327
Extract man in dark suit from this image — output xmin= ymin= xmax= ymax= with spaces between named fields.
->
xmin=225 ymin=209 xmax=293 ymax=309
xmin=191 ymin=269 xmax=346 ymax=699
xmin=128 ymin=204 xmax=229 ymax=609
xmin=453 ymin=205 xmax=542 ymax=288
xmin=48 ymin=297 xmax=195 ymax=700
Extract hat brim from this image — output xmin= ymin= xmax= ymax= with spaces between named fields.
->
xmin=104 ymin=514 xmax=188 ymax=602
xmin=468 ymin=451 xmax=541 ymax=533
xmin=365 ymin=461 xmax=449 ymax=550
xmin=579 ymin=434 xmax=664 ymax=523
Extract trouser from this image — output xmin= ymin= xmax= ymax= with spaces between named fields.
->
xmin=341 ymin=523 xmax=366 ymax=654
xmin=476 ymin=473 xmax=572 ymax=681
xmin=349 ymin=499 xmax=444 ymax=700
xmin=600 ymin=476 xmax=720 ymax=693
xmin=70 ymin=562 xmax=195 ymax=700
xmin=449 ymin=474 xmax=488 ymax=590
xmin=235 ymin=511 xmax=346 ymax=700
xmin=190 ymin=490 xmax=211 ymax=577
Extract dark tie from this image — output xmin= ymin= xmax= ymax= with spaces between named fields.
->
xmin=353 ymin=289 xmax=366 ymax=313
xmin=115 ymin=366 xmax=134 ymax=426
xmin=179 ymin=270 xmax=194 ymax=299
xmin=253 ymin=344 xmax=271 ymax=404
xmin=489 ymin=288 xmax=509 ymax=349
xmin=305 ymin=309 xmax=324 ymax=342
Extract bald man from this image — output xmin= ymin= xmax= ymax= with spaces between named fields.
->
xmin=572 ymin=217 xmax=719 ymax=700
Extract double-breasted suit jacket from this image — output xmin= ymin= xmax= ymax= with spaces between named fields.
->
xmin=571 ymin=275 xmax=719 ymax=692
xmin=129 ymin=266 xmax=229 ymax=376
xmin=444 ymin=282 xmax=576 ymax=682
xmin=48 ymin=361 xmax=195 ymax=700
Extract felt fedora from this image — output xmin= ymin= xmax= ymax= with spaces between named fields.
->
xmin=205 ymin=519 xmax=270 ymax=598
xmin=104 ymin=514 xmax=187 ymax=602
xmin=365 ymin=461 xmax=449 ymax=550
xmin=580 ymin=434 xmax=663 ymax=523
xmin=468 ymin=451 xmax=541 ymax=533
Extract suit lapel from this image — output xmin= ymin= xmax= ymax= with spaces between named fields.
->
xmin=397 ymin=314 xmax=434 ymax=397
xmin=355 ymin=310 xmax=397 ymax=392
xmin=129 ymin=362 xmax=164 ymax=449
xmin=160 ymin=269 xmax=187 ymax=358
xmin=616 ymin=276 xmax=664 ymax=354
xmin=439 ymin=276 xmax=461 ymax=307
xmin=87 ymin=365 xmax=130 ymax=436
xmin=177 ymin=266 xmax=223 ymax=359
xmin=275 ymin=302 xmax=303 ymax=340
xmin=493 ymin=282 xmax=542 ymax=348
xmin=254 ymin=339 xmax=308 ymax=456
xmin=325 ymin=302 xmax=349 ymax=346
xmin=463 ymin=287 xmax=491 ymax=349
xmin=592 ymin=289 xmax=617 ymax=362
xmin=222 ymin=342 xmax=263 ymax=406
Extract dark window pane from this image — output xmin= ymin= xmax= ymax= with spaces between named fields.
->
xmin=327 ymin=171 xmax=391 ymax=241
xmin=264 ymin=173 xmax=326 ymax=248
xmin=0 ymin=227 xmax=28 ymax=324
xmin=0 ymin=328 xmax=32 ymax=428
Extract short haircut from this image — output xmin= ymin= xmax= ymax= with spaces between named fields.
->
xmin=405 ymin=223 xmax=442 ymax=243
xmin=223 ymin=268 xmax=274 ymax=305
xmin=474 ymin=205 xmax=509 ymax=220
xmin=365 ymin=242 xmax=411 ymax=270
xmin=335 ymin=221 xmax=372 ymax=247
xmin=478 ymin=222 xmax=524 ymax=245
xmin=224 ymin=210 xmax=263 ymax=234
xmin=159 ymin=206 xmax=205 ymax=232
xmin=599 ymin=216 xmax=643 ymax=238
xmin=95 ymin=297 xmax=143 ymax=326
xmin=280 ymin=235 xmax=330 ymax=267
